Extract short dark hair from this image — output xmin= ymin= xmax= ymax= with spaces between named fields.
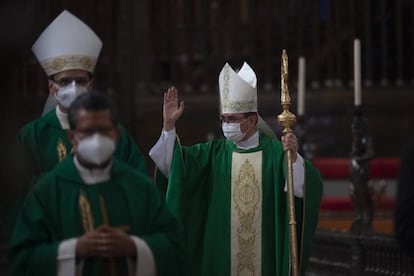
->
xmin=68 ymin=92 xmax=119 ymax=130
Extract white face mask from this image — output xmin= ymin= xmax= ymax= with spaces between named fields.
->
xmin=222 ymin=121 xmax=247 ymax=143
xmin=76 ymin=133 xmax=116 ymax=166
xmin=54 ymin=81 xmax=88 ymax=109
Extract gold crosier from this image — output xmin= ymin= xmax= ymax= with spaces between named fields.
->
xmin=277 ymin=49 xmax=299 ymax=276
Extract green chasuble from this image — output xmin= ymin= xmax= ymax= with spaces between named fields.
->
xmin=2 ymin=109 xmax=147 ymax=237
xmin=10 ymin=156 xmax=184 ymax=276
xmin=162 ymin=134 xmax=322 ymax=276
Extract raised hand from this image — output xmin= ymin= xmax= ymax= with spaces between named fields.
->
xmin=163 ymin=87 xmax=184 ymax=131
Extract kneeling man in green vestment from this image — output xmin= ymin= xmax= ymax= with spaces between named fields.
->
xmin=149 ymin=62 xmax=323 ymax=276
xmin=10 ymin=93 xmax=184 ymax=276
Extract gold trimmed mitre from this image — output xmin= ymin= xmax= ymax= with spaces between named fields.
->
xmin=218 ymin=62 xmax=278 ymax=139
xmin=32 ymin=10 xmax=102 ymax=76
xmin=219 ymin=62 xmax=258 ymax=114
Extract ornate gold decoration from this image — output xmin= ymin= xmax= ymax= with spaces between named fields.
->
xmin=51 ymin=58 xmax=66 ymax=71
xmin=234 ymin=159 xmax=260 ymax=276
xmin=223 ymin=101 xmax=257 ymax=113
xmin=99 ymin=196 xmax=110 ymax=225
xmin=222 ymin=65 xmax=230 ymax=102
xmin=80 ymin=56 xmax=93 ymax=69
xmin=79 ymin=190 xmax=94 ymax=233
xmin=277 ymin=50 xmax=296 ymax=134
xmin=57 ymin=138 xmax=67 ymax=162
xmin=40 ymin=54 xmax=97 ymax=76
xmin=231 ymin=152 xmax=262 ymax=276
xmin=78 ymin=191 xmax=93 ymax=275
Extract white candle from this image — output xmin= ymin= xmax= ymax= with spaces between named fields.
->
xmin=297 ymin=57 xmax=306 ymax=116
xmin=354 ymin=39 xmax=362 ymax=106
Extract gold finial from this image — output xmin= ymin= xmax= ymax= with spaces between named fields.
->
xmin=281 ymin=49 xmax=290 ymax=106
xmin=277 ymin=49 xmax=296 ymax=134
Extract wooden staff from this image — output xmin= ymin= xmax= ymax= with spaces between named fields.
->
xmin=277 ymin=49 xmax=299 ymax=276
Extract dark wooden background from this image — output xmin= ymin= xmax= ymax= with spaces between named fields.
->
xmin=1 ymin=1 xmax=414 ymax=274
xmin=1 ymin=0 xmax=413 ymax=173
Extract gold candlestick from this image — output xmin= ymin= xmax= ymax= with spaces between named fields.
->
xmin=277 ymin=49 xmax=299 ymax=276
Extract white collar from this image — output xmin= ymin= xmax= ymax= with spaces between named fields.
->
xmin=55 ymin=106 xmax=70 ymax=130
xmin=73 ymin=156 xmax=112 ymax=185
xmin=234 ymin=130 xmax=259 ymax=149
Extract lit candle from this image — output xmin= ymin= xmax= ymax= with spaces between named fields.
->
xmin=297 ymin=57 xmax=306 ymax=116
xmin=354 ymin=39 xmax=362 ymax=106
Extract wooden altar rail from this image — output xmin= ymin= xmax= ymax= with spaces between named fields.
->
xmin=307 ymin=229 xmax=414 ymax=276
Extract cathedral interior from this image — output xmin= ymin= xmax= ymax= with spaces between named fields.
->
xmin=1 ymin=0 xmax=414 ymax=274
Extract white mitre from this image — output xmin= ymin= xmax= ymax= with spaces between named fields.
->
xmin=32 ymin=10 xmax=102 ymax=76
xmin=218 ymin=62 xmax=278 ymax=139
xmin=219 ymin=62 xmax=257 ymax=114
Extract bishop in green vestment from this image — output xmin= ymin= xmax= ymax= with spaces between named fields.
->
xmin=10 ymin=92 xmax=184 ymax=276
xmin=149 ymin=63 xmax=323 ymax=276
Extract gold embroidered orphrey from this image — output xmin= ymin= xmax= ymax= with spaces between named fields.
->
xmin=57 ymin=138 xmax=67 ymax=162
xmin=231 ymin=151 xmax=262 ymax=276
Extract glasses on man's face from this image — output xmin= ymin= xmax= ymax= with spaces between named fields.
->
xmin=220 ymin=115 xmax=248 ymax=124
xmin=52 ymin=77 xmax=91 ymax=87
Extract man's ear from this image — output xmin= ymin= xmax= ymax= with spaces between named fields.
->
xmin=249 ymin=114 xmax=258 ymax=125
xmin=48 ymin=79 xmax=57 ymax=95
